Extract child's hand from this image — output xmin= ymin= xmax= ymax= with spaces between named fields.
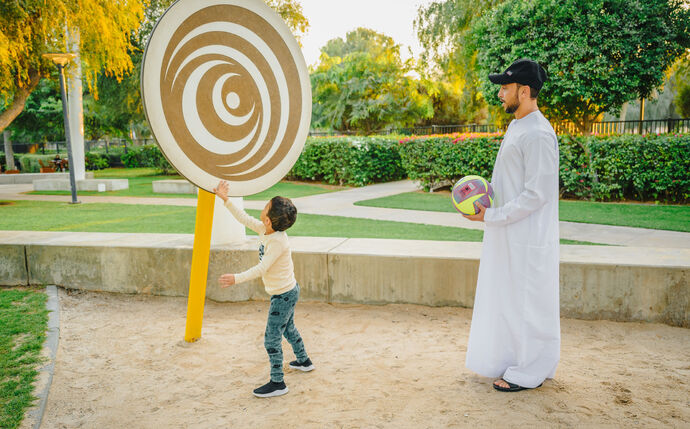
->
xmin=213 ymin=181 xmax=229 ymax=202
xmin=219 ymin=274 xmax=236 ymax=288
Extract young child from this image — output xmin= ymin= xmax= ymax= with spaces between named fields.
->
xmin=213 ymin=180 xmax=314 ymax=398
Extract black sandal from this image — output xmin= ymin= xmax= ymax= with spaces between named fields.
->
xmin=493 ymin=378 xmax=542 ymax=392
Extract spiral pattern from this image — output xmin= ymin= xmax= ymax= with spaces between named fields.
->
xmin=142 ymin=1 xmax=309 ymax=192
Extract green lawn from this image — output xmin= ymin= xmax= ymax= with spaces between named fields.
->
xmin=0 ymin=200 xmax=482 ymax=241
xmin=354 ymin=192 xmax=690 ymax=232
xmin=0 ymin=288 xmax=48 ymax=429
xmin=26 ymin=168 xmax=344 ymax=201
xmin=1 ymin=200 xmax=600 ymax=244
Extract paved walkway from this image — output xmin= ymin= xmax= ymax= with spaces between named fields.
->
xmin=2 ymin=181 xmax=689 ymax=248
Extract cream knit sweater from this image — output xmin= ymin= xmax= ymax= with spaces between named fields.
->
xmin=223 ymin=200 xmax=296 ymax=296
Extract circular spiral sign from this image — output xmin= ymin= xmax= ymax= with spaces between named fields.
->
xmin=141 ymin=0 xmax=311 ymax=196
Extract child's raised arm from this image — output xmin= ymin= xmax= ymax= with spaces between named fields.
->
xmin=213 ymin=181 xmax=265 ymax=234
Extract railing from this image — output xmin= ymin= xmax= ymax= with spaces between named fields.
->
xmin=309 ymin=118 xmax=690 ymax=137
xmin=5 ymin=138 xmax=156 ymax=154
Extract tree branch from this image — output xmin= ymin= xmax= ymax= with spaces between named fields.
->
xmin=0 ymin=68 xmax=41 ymax=133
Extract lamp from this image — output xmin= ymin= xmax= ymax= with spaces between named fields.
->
xmin=42 ymin=53 xmax=79 ymax=204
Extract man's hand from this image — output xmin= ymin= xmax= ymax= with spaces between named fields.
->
xmin=213 ymin=181 xmax=229 ymax=202
xmin=219 ymin=274 xmax=236 ymax=288
xmin=463 ymin=202 xmax=486 ymax=222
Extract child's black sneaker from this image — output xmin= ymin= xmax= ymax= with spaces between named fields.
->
xmin=289 ymin=358 xmax=314 ymax=372
xmin=252 ymin=380 xmax=288 ymax=398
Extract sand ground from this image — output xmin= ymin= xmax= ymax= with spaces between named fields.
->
xmin=40 ymin=289 xmax=689 ymax=429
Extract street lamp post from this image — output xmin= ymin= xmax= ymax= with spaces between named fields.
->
xmin=42 ymin=53 xmax=80 ymax=204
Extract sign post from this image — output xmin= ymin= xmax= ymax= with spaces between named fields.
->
xmin=184 ymin=189 xmax=215 ymax=342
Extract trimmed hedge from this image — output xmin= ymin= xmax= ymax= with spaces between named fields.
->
xmin=398 ymin=133 xmax=690 ymax=203
xmin=287 ymin=136 xmax=406 ymax=186
xmin=397 ymin=133 xmax=503 ymax=191
xmin=98 ymin=133 xmax=689 ymax=203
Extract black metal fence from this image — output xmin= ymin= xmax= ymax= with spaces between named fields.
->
xmin=5 ymin=138 xmax=156 ymax=154
xmin=309 ymin=118 xmax=690 ymax=137
xmin=3 ymin=118 xmax=688 ymax=153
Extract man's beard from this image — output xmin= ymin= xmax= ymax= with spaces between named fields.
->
xmin=503 ymin=94 xmax=520 ymax=114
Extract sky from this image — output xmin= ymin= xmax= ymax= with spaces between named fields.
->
xmin=297 ymin=0 xmax=436 ymax=67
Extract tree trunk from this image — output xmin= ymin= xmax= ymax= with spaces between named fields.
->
xmin=3 ymin=130 xmax=15 ymax=170
xmin=0 ymin=69 xmax=41 ymax=133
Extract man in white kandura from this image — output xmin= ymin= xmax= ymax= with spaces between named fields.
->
xmin=463 ymin=59 xmax=560 ymax=392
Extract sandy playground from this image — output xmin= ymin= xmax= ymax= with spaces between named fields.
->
xmin=39 ymin=288 xmax=689 ymax=428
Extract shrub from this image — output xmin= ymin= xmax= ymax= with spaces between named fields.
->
xmin=85 ymin=152 xmax=109 ymax=170
xmin=561 ymin=133 xmax=690 ymax=202
xmin=400 ymin=132 xmax=690 ymax=203
xmin=17 ymin=154 xmax=56 ymax=173
xmin=397 ymin=133 xmax=503 ymax=191
xmin=288 ymin=136 xmax=406 ymax=186
xmin=121 ymin=144 xmax=174 ymax=174
xmin=0 ymin=153 xmax=21 ymax=172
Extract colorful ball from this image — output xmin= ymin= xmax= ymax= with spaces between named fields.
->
xmin=451 ymin=175 xmax=494 ymax=215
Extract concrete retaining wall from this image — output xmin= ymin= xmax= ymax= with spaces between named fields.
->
xmin=1 ymin=231 xmax=687 ymax=327
xmin=33 ymin=178 xmax=128 ymax=191
xmin=152 ymin=180 xmax=196 ymax=194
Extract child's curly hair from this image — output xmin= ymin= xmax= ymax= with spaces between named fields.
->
xmin=268 ymin=196 xmax=297 ymax=231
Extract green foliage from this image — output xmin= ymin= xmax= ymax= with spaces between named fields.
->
xmin=415 ymin=0 xmax=506 ymax=125
xmin=16 ymin=154 xmax=56 ymax=173
xmin=471 ymin=0 xmax=690 ymax=133
xmin=310 ymin=28 xmax=433 ymax=133
xmin=288 ymin=136 xmax=406 ymax=186
xmin=0 ymin=289 xmax=48 ymax=429
xmin=84 ymin=152 xmax=109 ymax=170
xmin=398 ymin=134 xmax=502 ymax=190
xmin=673 ymin=53 xmax=690 ymax=117
xmin=120 ymin=145 xmax=174 ymax=174
xmin=0 ymin=153 xmax=21 ymax=172
xmin=399 ymin=132 xmax=690 ymax=203
xmin=265 ymin=0 xmax=309 ymax=43
xmin=0 ymin=0 xmax=146 ymax=133
xmin=559 ymin=133 xmax=690 ymax=202
xmin=7 ymin=79 xmax=63 ymax=142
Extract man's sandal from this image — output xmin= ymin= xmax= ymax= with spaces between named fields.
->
xmin=493 ymin=378 xmax=542 ymax=392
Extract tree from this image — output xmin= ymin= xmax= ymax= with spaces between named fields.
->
xmin=672 ymin=52 xmax=690 ymax=117
xmin=265 ymin=0 xmax=309 ymax=44
xmin=311 ymin=28 xmax=433 ymax=133
xmin=81 ymin=0 xmax=310 ymax=140
xmin=471 ymin=0 xmax=690 ymax=133
xmin=414 ymin=0 xmax=505 ymax=124
xmin=7 ymin=79 xmax=64 ymax=143
xmin=0 ymin=0 xmax=146 ymax=134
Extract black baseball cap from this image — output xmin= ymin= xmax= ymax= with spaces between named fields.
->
xmin=488 ymin=59 xmax=547 ymax=91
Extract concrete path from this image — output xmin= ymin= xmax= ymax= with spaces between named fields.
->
xmin=2 ymin=181 xmax=689 ymax=248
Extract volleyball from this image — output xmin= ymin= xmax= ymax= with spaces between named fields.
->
xmin=451 ymin=175 xmax=494 ymax=215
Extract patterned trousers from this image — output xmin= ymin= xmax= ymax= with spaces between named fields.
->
xmin=264 ymin=283 xmax=308 ymax=382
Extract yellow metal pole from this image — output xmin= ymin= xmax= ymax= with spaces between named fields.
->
xmin=184 ymin=189 xmax=215 ymax=342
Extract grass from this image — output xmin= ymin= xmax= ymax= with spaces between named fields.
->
xmin=0 ymin=200 xmax=482 ymax=241
xmin=0 ymin=200 xmax=599 ymax=244
xmin=354 ymin=191 xmax=690 ymax=232
xmin=26 ymin=168 xmax=344 ymax=201
xmin=0 ymin=288 xmax=48 ymax=429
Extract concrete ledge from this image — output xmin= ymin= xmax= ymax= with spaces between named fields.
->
xmin=0 ymin=244 xmax=28 ymax=285
xmin=0 ymin=231 xmax=687 ymax=327
xmin=33 ymin=179 xmax=128 ymax=192
xmin=0 ymin=172 xmax=94 ymax=185
xmin=152 ymin=179 xmax=196 ymax=194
